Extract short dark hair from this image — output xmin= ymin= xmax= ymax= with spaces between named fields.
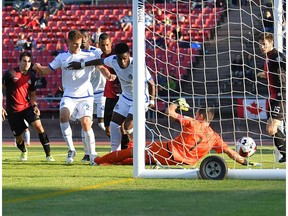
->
xmin=99 ymin=33 xmax=111 ymax=42
xmin=197 ymin=107 xmax=214 ymax=123
xmin=258 ymin=32 xmax=274 ymax=43
xmin=115 ymin=42 xmax=129 ymax=55
xmin=80 ymin=29 xmax=88 ymax=34
xmin=19 ymin=51 xmax=32 ymax=61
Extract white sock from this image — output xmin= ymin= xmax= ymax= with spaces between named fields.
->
xmin=84 ymin=128 xmax=97 ymax=161
xmin=98 ymin=122 xmax=105 ymax=131
xmin=60 ymin=122 xmax=75 ymax=151
xmin=24 ymin=130 xmax=30 ymax=145
xmin=81 ymin=128 xmax=89 ymax=155
xmin=110 ymin=121 xmax=121 ymax=152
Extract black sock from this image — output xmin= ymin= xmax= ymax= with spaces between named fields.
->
xmin=16 ymin=140 xmax=26 ymax=152
xmin=121 ymin=134 xmax=129 ymax=150
xmin=39 ymin=132 xmax=51 ymax=157
xmin=274 ymin=129 xmax=286 ymax=157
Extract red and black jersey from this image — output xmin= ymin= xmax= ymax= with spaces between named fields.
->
xmin=3 ymin=67 xmax=37 ymax=113
xmin=102 ymin=51 xmax=122 ymax=99
xmin=265 ymin=48 xmax=286 ymax=101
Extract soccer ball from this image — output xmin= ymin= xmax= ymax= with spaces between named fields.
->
xmin=236 ymin=137 xmax=257 ymax=157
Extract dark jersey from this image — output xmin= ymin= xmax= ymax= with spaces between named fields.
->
xmin=265 ymin=49 xmax=286 ymax=120
xmin=265 ymin=49 xmax=286 ymax=100
xmin=3 ymin=67 xmax=37 ymax=113
xmin=102 ymin=51 xmax=122 ymax=99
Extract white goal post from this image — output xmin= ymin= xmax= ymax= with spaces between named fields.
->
xmin=132 ymin=0 xmax=286 ymax=180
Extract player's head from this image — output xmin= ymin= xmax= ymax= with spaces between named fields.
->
xmin=115 ymin=42 xmax=130 ymax=69
xmin=258 ymin=33 xmax=274 ymax=54
xmin=195 ymin=107 xmax=214 ymax=123
xmin=80 ymin=29 xmax=90 ymax=50
xmin=99 ymin=33 xmax=112 ymax=55
xmin=19 ymin=51 xmax=32 ymax=72
xmin=67 ymin=30 xmax=83 ymax=54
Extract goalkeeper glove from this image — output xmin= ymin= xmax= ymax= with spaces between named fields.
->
xmin=172 ymin=98 xmax=190 ymax=111
xmin=242 ymin=159 xmax=261 ymax=166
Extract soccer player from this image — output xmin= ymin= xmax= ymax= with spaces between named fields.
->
xmin=67 ymin=42 xmax=156 ymax=152
xmin=257 ymin=33 xmax=286 ymax=163
xmin=2 ymin=51 xmax=54 ymax=162
xmin=98 ymin=33 xmax=129 ymax=149
xmin=34 ymin=30 xmax=114 ymax=165
xmin=93 ymin=100 xmax=252 ymax=166
xmin=79 ymin=29 xmax=106 ymax=162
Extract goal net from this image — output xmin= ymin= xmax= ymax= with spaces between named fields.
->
xmin=133 ymin=0 xmax=286 ymax=179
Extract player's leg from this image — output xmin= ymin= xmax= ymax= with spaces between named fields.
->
xmin=94 ymin=147 xmax=133 ymax=165
xmin=78 ymin=97 xmax=97 ymax=164
xmin=110 ymin=96 xmax=130 ymax=152
xmin=96 ymin=95 xmax=106 ymax=131
xmin=267 ymin=118 xmax=286 ymax=162
xmin=7 ymin=112 xmax=28 ymax=161
xmin=59 ymin=98 xmax=76 ymax=163
xmin=110 ymin=112 xmax=126 ymax=152
xmin=104 ymin=97 xmax=118 ymax=137
xmin=146 ymin=141 xmax=177 ymax=166
xmin=124 ymin=113 xmax=133 ymax=144
xmin=27 ymin=107 xmax=54 ymax=161
xmin=23 ymin=123 xmax=31 ymax=146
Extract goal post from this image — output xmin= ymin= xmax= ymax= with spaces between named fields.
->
xmin=133 ymin=0 xmax=286 ymax=180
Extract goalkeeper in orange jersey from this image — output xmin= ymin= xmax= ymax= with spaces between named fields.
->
xmin=94 ymin=98 xmax=252 ymax=166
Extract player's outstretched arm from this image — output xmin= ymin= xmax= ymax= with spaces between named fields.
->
xmin=97 ymin=65 xmax=116 ymax=81
xmin=33 ymin=63 xmax=53 ymax=75
xmin=67 ymin=58 xmax=104 ymax=70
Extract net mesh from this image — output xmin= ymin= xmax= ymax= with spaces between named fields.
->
xmin=144 ymin=0 xmax=286 ymax=169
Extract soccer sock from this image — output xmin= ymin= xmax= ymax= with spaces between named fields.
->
xmin=274 ymin=129 xmax=286 ymax=157
xmin=84 ymin=128 xmax=97 ymax=161
xmin=94 ymin=147 xmax=133 ymax=164
xmin=110 ymin=122 xmax=121 ymax=152
xmin=81 ymin=128 xmax=89 ymax=155
xmin=60 ymin=122 xmax=75 ymax=151
xmin=121 ymin=134 xmax=129 ymax=150
xmin=39 ymin=132 xmax=51 ymax=157
xmin=24 ymin=130 xmax=30 ymax=145
xmin=98 ymin=122 xmax=105 ymax=131
xmin=16 ymin=140 xmax=27 ymax=152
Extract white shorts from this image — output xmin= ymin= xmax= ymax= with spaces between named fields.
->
xmin=113 ymin=95 xmax=149 ymax=117
xmin=93 ymin=92 xmax=106 ymax=118
xmin=60 ymin=96 xmax=94 ymax=120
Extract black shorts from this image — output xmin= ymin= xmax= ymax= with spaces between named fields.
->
xmin=104 ymin=97 xmax=119 ymax=127
xmin=268 ymin=99 xmax=285 ymax=121
xmin=7 ymin=106 xmax=40 ymax=136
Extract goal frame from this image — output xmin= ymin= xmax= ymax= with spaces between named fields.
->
xmin=132 ymin=0 xmax=286 ymax=180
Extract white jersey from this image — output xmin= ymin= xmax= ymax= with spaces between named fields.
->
xmin=88 ymin=46 xmax=106 ymax=94
xmin=49 ymin=50 xmax=95 ymax=98
xmin=103 ymin=56 xmax=152 ymax=101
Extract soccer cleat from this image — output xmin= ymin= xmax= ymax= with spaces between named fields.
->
xmin=89 ymin=161 xmax=98 ymax=166
xmin=66 ymin=150 xmax=76 ymax=164
xmin=20 ymin=151 xmax=28 ymax=161
xmin=81 ymin=154 xmax=90 ymax=163
xmin=46 ymin=156 xmax=55 ymax=162
xmin=279 ymin=156 xmax=286 ymax=163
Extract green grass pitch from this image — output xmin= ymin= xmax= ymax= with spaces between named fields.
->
xmin=2 ymin=143 xmax=286 ymax=216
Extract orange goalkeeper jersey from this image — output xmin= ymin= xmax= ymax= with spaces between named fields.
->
xmin=167 ymin=115 xmax=229 ymax=165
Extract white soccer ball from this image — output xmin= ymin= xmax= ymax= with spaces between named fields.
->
xmin=236 ymin=137 xmax=257 ymax=157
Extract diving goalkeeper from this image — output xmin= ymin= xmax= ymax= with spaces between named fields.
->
xmin=94 ymin=99 xmax=251 ymax=166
